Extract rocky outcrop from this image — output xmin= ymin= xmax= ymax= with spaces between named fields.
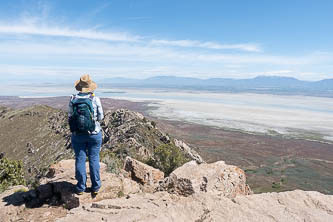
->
xmin=0 ymin=159 xmax=142 ymax=221
xmin=102 ymin=109 xmax=158 ymax=160
xmin=102 ymin=109 xmax=204 ymax=163
xmin=123 ymin=157 xmax=164 ymax=185
xmin=1 ymin=158 xmax=333 ymax=222
xmin=57 ymin=190 xmax=333 ymax=222
xmin=158 ymin=160 xmax=252 ymax=197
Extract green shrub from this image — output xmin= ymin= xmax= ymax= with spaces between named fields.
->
xmin=265 ymin=168 xmax=273 ymax=175
xmin=27 ymin=177 xmax=41 ymax=189
xmin=146 ymin=143 xmax=189 ymax=176
xmin=117 ymin=190 xmax=125 ymax=198
xmin=244 ymin=169 xmax=257 ymax=174
xmin=272 ymin=182 xmax=281 ymax=189
xmin=26 ymin=166 xmax=49 ymax=189
xmin=100 ymin=150 xmax=123 ymax=174
xmin=0 ymin=157 xmax=26 ymax=192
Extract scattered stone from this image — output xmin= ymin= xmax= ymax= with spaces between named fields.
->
xmin=160 ymin=135 xmax=170 ymax=143
xmin=26 ymin=142 xmax=36 ymax=154
xmin=46 ymin=167 xmax=56 ymax=178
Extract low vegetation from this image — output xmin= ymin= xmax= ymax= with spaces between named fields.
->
xmin=146 ymin=143 xmax=189 ymax=176
xmin=272 ymin=182 xmax=281 ymax=189
xmin=100 ymin=150 xmax=123 ymax=174
xmin=0 ymin=157 xmax=26 ymax=192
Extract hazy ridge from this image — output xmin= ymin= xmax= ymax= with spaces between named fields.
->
xmin=100 ymin=75 xmax=333 ymax=97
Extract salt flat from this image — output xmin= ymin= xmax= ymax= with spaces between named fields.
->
xmin=8 ymin=84 xmax=333 ymax=142
xmin=102 ymin=89 xmax=333 ymax=141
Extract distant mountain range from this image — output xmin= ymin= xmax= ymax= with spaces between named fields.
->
xmin=101 ymin=76 xmax=333 ymax=97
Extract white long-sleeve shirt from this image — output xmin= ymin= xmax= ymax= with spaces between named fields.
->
xmin=68 ymin=92 xmax=104 ymax=134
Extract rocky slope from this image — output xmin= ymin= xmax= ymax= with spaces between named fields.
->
xmin=1 ymin=158 xmax=332 ymax=222
xmin=0 ymin=106 xmax=73 ymax=182
xmin=0 ymin=105 xmax=203 ymax=184
xmin=102 ymin=109 xmax=203 ymax=163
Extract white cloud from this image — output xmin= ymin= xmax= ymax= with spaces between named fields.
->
xmin=150 ymin=39 xmax=261 ymax=52
xmin=0 ymin=39 xmax=315 ymax=66
xmin=0 ymin=24 xmax=141 ymax=42
xmin=0 ymin=17 xmax=332 ymax=81
xmin=0 ymin=22 xmax=259 ymax=51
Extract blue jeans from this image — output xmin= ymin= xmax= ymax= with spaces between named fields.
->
xmin=71 ymin=132 xmax=102 ymax=192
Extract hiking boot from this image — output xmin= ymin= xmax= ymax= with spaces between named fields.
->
xmin=75 ymin=189 xmax=85 ymax=195
xmin=91 ymin=190 xmax=99 ymax=198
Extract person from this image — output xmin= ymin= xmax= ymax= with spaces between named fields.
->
xmin=68 ymin=74 xmax=104 ymax=195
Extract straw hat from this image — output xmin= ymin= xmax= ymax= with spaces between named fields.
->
xmin=74 ymin=74 xmax=97 ymax=93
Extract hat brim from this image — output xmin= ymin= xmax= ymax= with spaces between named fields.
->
xmin=74 ymin=80 xmax=97 ymax=93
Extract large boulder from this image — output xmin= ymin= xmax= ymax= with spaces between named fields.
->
xmin=123 ymin=156 xmax=164 ymax=185
xmin=158 ymin=160 xmax=252 ymax=197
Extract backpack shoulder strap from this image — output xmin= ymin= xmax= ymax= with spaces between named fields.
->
xmin=89 ymin=93 xmax=95 ymax=101
xmin=70 ymin=94 xmax=76 ymax=105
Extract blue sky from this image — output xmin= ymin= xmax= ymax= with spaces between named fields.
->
xmin=0 ymin=0 xmax=332 ymax=82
